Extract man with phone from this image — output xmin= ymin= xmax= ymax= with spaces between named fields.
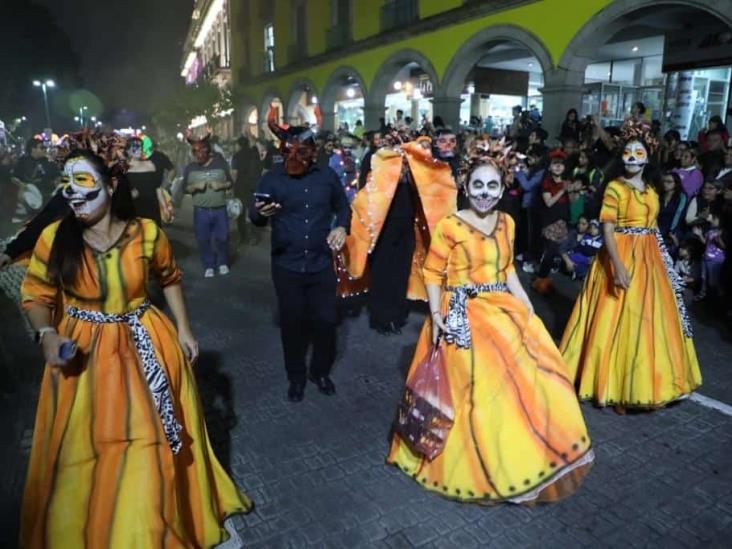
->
xmin=251 ymin=121 xmax=351 ymax=402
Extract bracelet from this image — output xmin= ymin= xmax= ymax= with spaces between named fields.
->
xmin=35 ymin=326 xmax=56 ymax=344
xmin=431 ymin=311 xmax=441 ymax=317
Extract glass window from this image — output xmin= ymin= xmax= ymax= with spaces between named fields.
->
xmin=264 ymin=23 xmax=275 ymax=72
xmin=641 ymin=55 xmax=663 ymax=86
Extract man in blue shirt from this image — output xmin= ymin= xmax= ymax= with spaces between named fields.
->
xmin=251 ymin=125 xmax=350 ymax=402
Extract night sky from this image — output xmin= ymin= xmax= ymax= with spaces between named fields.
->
xmin=35 ymin=0 xmax=191 ymax=120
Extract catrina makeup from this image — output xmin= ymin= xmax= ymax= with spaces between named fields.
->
xmin=467 ymin=165 xmax=503 ymax=214
xmin=622 ymin=140 xmax=648 ymax=175
xmin=60 ymin=158 xmax=110 ymax=220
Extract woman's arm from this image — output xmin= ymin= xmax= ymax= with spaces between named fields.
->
xmin=542 ymin=188 xmax=565 ymax=208
xmin=602 ymin=221 xmax=630 ymax=288
xmin=27 ymin=304 xmax=73 ymax=367
xmin=426 ymin=283 xmax=446 ymax=344
xmin=163 ymin=283 xmax=199 ymax=362
xmin=506 ymin=270 xmax=534 ymax=316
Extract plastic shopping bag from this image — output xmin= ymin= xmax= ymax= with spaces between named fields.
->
xmin=394 ymin=342 xmax=455 ymax=461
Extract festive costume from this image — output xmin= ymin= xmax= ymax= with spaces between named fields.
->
xmin=559 ymin=179 xmax=702 ymax=407
xmin=338 ymin=142 xmax=457 ymax=304
xmin=387 ymin=212 xmax=593 ymax=504
xmin=19 ymin=219 xmax=251 ymax=548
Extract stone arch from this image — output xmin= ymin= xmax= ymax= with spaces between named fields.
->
xmin=321 ymin=66 xmax=369 ymax=132
xmin=285 ymin=78 xmax=320 ymax=125
xmin=366 ymin=48 xmax=440 ymax=129
xmin=440 ymin=24 xmax=553 ymax=100
xmin=559 ymin=0 xmax=732 ymax=73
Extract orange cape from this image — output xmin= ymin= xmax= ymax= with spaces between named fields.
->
xmin=337 ymin=142 xmax=457 ymax=300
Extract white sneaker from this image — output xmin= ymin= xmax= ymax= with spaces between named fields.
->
xmin=204 ymin=268 xmax=215 ymax=278
xmin=218 ymin=265 xmax=230 ymax=275
xmin=522 ymin=262 xmax=535 ymax=274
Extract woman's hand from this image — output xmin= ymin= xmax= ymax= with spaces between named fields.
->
xmin=178 ymin=326 xmax=199 ymax=363
xmin=41 ymin=332 xmax=75 ymax=368
xmin=613 ymin=261 xmax=631 ymax=289
xmin=431 ymin=313 xmax=446 ymax=344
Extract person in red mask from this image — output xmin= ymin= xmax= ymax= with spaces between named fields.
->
xmin=250 ymin=118 xmax=351 ymax=402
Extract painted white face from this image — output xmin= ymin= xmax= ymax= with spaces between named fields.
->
xmin=61 ymin=158 xmax=110 ymax=221
xmin=467 ymin=165 xmax=503 ymax=214
xmin=622 ymin=140 xmax=648 ymax=175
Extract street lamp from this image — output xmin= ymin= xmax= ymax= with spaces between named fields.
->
xmin=33 ymin=79 xmax=56 ymax=129
xmin=78 ymin=106 xmax=88 ymax=127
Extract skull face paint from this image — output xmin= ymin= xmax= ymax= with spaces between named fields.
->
xmin=622 ymin=140 xmax=648 ymax=175
xmin=60 ymin=158 xmax=110 ymax=221
xmin=467 ymin=165 xmax=503 ymax=214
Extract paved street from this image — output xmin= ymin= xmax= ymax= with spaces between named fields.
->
xmin=2 ymin=202 xmax=732 ymax=548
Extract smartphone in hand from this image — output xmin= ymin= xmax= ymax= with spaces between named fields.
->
xmin=253 ymin=192 xmax=274 ymax=204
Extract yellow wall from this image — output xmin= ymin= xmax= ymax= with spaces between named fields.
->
xmin=352 ymin=0 xmax=384 ymax=42
xmin=235 ymin=0 xmax=614 ymax=106
xmin=419 ymin=0 xmax=463 ymax=19
xmin=307 ymin=0 xmax=329 ymax=56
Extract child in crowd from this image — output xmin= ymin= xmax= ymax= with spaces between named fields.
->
xmin=565 ymin=219 xmax=603 ymax=279
xmin=572 ymin=149 xmax=604 ymax=217
xmin=568 ymin=173 xmax=587 ymax=226
xmin=675 ymin=238 xmax=704 ymax=305
xmin=698 ymin=206 xmax=726 ymax=299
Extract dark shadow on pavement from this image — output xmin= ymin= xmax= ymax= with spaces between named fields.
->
xmin=194 ymin=350 xmax=236 ymax=469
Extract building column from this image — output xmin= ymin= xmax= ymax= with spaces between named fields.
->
xmin=539 ymin=68 xmax=585 ymax=145
xmin=431 ymin=96 xmax=462 ymax=130
xmin=364 ymin=101 xmax=384 ymax=131
xmin=321 ymin=109 xmax=336 ymax=133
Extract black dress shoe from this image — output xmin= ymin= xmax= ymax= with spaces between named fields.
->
xmin=308 ymin=375 xmax=336 ymax=395
xmin=287 ymin=381 xmax=306 ymax=402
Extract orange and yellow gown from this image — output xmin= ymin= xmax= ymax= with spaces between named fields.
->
xmin=19 ymin=218 xmax=252 ymax=548
xmin=387 ymin=212 xmax=593 ymax=504
xmin=560 ymin=180 xmax=701 ymax=407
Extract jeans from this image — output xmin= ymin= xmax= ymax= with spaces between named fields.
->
xmin=193 ymin=206 xmax=229 ymax=270
xmin=271 ymin=265 xmax=338 ymax=383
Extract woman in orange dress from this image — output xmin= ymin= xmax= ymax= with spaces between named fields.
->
xmin=20 ymin=139 xmax=251 ymax=548
xmin=387 ymin=162 xmax=593 ymax=504
xmin=559 ymin=129 xmax=701 ymax=410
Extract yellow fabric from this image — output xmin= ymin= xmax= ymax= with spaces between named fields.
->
xmin=339 ymin=142 xmax=456 ymax=300
xmin=560 ymin=180 xmax=702 ymax=407
xmin=20 ymin=218 xmax=252 ymax=548
xmin=387 ymin=213 xmax=593 ymax=504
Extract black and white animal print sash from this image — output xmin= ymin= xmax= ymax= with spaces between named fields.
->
xmin=614 ymin=226 xmax=693 ymax=338
xmin=444 ymin=283 xmax=509 ymax=349
xmin=66 ymin=300 xmax=183 ymax=454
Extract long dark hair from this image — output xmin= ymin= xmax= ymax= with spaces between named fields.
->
xmin=605 ymin=139 xmax=662 ymax=192
xmin=48 ymin=151 xmax=135 ymax=287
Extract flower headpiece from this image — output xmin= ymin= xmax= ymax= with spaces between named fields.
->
xmin=621 ymin=118 xmax=659 ymax=154
xmin=465 ymin=136 xmax=512 ymax=175
xmin=56 ymin=130 xmax=129 ymax=174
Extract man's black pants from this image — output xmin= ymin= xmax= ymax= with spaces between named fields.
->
xmin=272 ymin=264 xmax=337 ymax=383
xmin=368 ymin=218 xmax=416 ymax=329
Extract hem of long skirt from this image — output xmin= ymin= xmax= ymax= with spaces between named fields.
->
xmin=209 ymin=505 xmax=255 ymax=549
xmin=386 ymin=447 xmax=594 ymax=506
xmin=579 ymin=386 xmax=701 ymax=410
